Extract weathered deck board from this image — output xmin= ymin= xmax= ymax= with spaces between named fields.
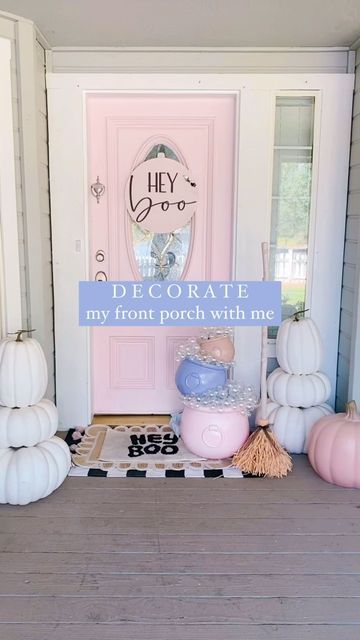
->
xmin=1 ymin=532 xmax=359 ymax=553
xmin=2 ymin=515 xmax=359 ymax=534
xmin=1 ymin=551 xmax=360 ymax=574
xmin=0 ymin=455 xmax=359 ymax=639
xmin=1 ymin=595 xmax=360 ymax=624
xmin=10 ymin=487 xmax=359 ymax=504
xmin=1 ymin=624 xmax=360 ymax=640
xmin=1 ymin=573 xmax=360 ymax=597
xmin=2 ymin=501 xmax=360 ymax=518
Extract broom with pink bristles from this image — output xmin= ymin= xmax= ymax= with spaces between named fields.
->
xmin=232 ymin=242 xmax=292 ymax=478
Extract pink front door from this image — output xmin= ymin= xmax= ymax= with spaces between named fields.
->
xmin=87 ymin=94 xmax=236 ymax=414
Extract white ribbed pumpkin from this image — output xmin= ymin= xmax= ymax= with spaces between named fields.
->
xmin=257 ymin=401 xmax=334 ymax=454
xmin=0 ymin=436 xmax=71 ymax=505
xmin=0 ymin=400 xmax=58 ymax=448
xmin=0 ymin=331 xmax=47 ymax=407
xmin=276 ymin=315 xmax=322 ymax=375
xmin=267 ymin=367 xmax=331 ymax=408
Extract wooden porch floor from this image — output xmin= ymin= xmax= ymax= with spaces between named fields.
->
xmin=0 ymin=455 xmax=360 ymax=639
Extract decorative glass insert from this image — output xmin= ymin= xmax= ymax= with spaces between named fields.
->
xmin=131 ymin=144 xmax=191 ymax=280
xmin=269 ymin=97 xmax=315 ymax=338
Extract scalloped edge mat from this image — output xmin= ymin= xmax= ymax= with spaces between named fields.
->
xmin=67 ymin=425 xmax=244 ymax=477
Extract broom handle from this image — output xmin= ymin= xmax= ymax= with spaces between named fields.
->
xmin=260 ymin=242 xmax=269 ymax=422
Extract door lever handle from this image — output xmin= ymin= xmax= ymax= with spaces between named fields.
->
xmin=95 ymin=270 xmax=107 ymax=282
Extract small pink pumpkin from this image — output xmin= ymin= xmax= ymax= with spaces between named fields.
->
xmin=308 ymin=401 xmax=360 ymax=488
xmin=199 ymin=336 xmax=235 ymax=363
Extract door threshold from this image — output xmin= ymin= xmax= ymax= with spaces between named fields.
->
xmin=92 ymin=415 xmax=171 ymax=425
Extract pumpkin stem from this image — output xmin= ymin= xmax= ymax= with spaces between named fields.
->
xmin=291 ymin=308 xmax=310 ymax=322
xmin=346 ymin=400 xmax=358 ymax=420
xmin=8 ymin=329 xmax=36 ymax=342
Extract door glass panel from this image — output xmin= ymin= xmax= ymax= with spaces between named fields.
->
xmin=269 ymin=96 xmax=315 ymax=338
xmin=131 ymin=144 xmax=191 ymax=280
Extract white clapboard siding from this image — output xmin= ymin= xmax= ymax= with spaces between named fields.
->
xmin=0 ymin=16 xmax=28 ymax=325
xmin=336 ymin=47 xmax=360 ymax=411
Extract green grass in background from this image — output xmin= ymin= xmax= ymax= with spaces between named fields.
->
xmin=282 ymin=281 xmax=306 ymax=307
xmin=268 ymin=281 xmax=306 ymax=339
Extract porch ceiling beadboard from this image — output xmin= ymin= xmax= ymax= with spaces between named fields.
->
xmin=1 ymin=0 xmax=360 ymax=48
xmin=339 ymin=46 xmax=360 ymax=410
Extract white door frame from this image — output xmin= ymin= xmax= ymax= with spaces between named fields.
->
xmin=0 ymin=37 xmax=22 ymax=337
xmin=47 ymin=72 xmax=354 ymax=427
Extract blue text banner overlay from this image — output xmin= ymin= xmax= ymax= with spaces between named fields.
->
xmin=79 ymin=281 xmax=281 ymax=327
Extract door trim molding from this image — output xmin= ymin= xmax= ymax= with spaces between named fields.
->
xmin=47 ymin=73 xmax=354 ymax=426
xmin=0 ymin=37 xmax=22 ymax=337
xmin=47 ymin=47 xmax=351 ymax=76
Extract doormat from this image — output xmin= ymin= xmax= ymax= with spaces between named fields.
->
xmin=66 ymin=425 xmax=245 ymax=478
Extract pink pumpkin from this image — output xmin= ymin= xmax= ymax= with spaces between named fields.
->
xmin=308 ymin=401 xmax=360 ymax=488
xmin=199 ymin=336 xmax=235 ymax=363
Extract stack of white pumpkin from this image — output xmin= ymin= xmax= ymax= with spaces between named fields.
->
xmin=0 ymin=330 xmax=70 ymax=505
xmin=263 ymin=314 xmax=334 ymax=454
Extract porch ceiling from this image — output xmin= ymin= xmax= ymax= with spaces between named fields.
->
xmin=1 ymin=0 xmax=360 ymax=48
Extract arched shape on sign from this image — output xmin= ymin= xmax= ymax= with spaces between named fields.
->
xmin=126 ymin=139 xmax=195 ymax=281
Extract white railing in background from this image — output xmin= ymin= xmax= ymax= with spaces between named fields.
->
xmin=275 ymin=248 xmax=307 ymax=281
xmin=137 ymin=250 xmax=305 ymax=282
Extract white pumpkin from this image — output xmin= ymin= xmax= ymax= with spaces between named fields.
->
xmin=0 ymin=331 xmax=48 ymax=407
xmin=276 ymin=315 xmax=322 ymax=375
xmin=0 ymin=436 xmax=71 ymax=505
xmin=257 ymin=401 xmax=334 ymax=454
xmin=0 ymin=400 xmax=58 ymax=448
xmin=267 ymin=367 xmax=331 ymax=408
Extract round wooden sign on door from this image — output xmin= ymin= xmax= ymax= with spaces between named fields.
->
xmin=125 ymin=156 xmax=198 ymax=233
xmin=127 ymin=144 xmax=194 ymax=283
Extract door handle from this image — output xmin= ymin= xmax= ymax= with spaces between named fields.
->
xmin=95 ymin=271 xmax=107 ymax=282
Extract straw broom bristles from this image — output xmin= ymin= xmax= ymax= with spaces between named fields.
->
xmin=232 ymin=419 xmax=293 ymax=478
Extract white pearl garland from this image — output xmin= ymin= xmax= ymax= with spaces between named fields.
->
xmin=176 ymin=329 xmax=235 ymax=367
xmin=181 ymin=382 xmax=258 ymax=415
xmin=199 ymin=326 xmax=234 ymax=341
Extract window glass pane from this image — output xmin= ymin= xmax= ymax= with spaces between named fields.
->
xmin=269 ymin=97 xmax=315 ymax=338
xmin=131 ymin=144 xmax=191 ymax=281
